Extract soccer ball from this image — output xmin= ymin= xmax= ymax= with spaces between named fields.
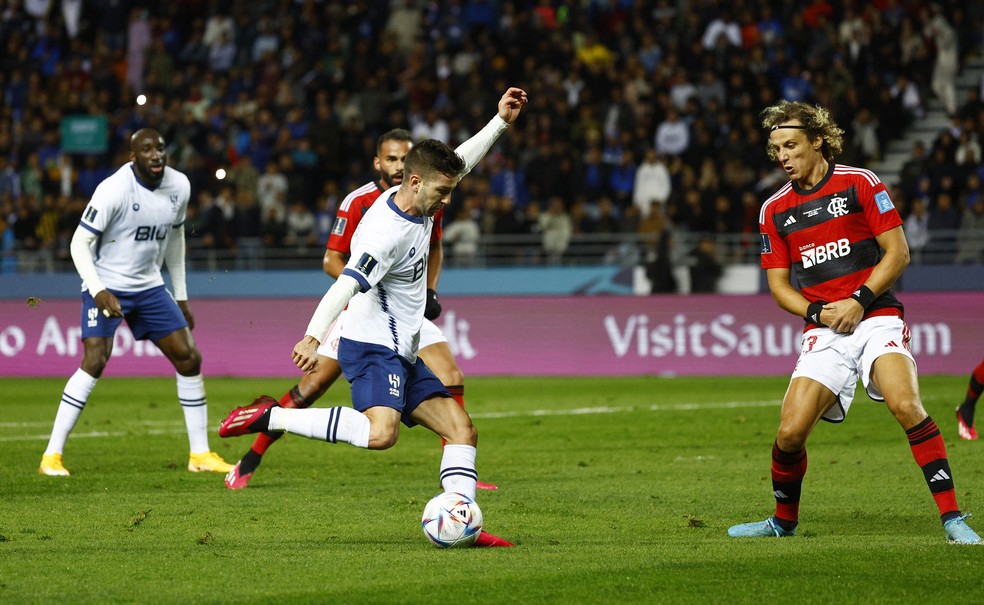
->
xmin=421 ymin=491 xmax=483 ymax=548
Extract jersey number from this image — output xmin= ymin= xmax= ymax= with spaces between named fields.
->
xmin=804 ymin=335 xmax=818 ymax=352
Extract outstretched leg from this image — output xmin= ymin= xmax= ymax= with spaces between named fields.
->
xmin=226 ymin=356 xmax=344 ymax=489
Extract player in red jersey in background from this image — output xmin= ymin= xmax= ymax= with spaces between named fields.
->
xmin=728 ymin=100 xmax=981 ymax=544
xmin=956 ymin=358 xmax=984 ymax=440
xmin=223 ymin=89 xmax=527 ymax=490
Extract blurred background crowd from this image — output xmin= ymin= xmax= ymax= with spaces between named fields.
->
xmin=1 ymin=0 xmax=983 ymax=284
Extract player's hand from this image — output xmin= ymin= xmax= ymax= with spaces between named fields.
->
xmin=93 ymin=290 xmax=123 ymax=319
xmin=424 ymin=288 xmax=442 ymax=320
xmin=177 ymin=300 xmax=195 ymax=330
xmin=292 ymin=336 xmax=321 ymax=373
xmin=822 ymin=299 xmax=864 ymax=335
xmin=497 ymin=87 xmax=528 ymax=125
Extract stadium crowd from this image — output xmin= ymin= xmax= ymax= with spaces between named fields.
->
xmin=1 ymin=0 xmax=984 ymax=275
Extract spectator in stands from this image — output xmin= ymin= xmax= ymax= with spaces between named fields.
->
xmin=904 ymin=197 xmax=931 ymax=264
xmin=592 ymin=196 xmax=621 ymax=236
xmin=443 ymin=195 xmax=483 ymax=267
xmin=898 ymin=141 xmax=929 ymax=199
xmin=957 ymin=87 xmax=984 ymax=123
xmin=384 ymin=0 xmax=423 ymax=54
xmin=12 ymin=198 xmax=39 ymax=255
xmin=227 ymin=156 xmax=260 ymax=203
xmin=654 ymin=107 xmax=690 ymax=158
xmin=256 ymin=159 xmax=287 ymax=224
xmin=204 ymin=183 xmax=238 ymax=251
xmin=580 ymin=145 xmax=609 ymax=201
xmin=283 ymin=200 xmax=317 ymax=249
xmin=411 ymin=107 xmax=451 ymax=145
xmin=260 ymin=204 xmax=286 ymax=249
xmin=926 ymin=192 xmax=961 ymax=262
xmin=608 ymin=149 xmax=636 ymax=209
xmin=487 ymin=195 xmax=524 ymax=263
xmin=0 ymin=0 xmax=976 ymax=273
xmin=488 ymin=155 xmax=530 ymax=210
xmin=539 ymin=196 xmax=573 ymax=265
xmin=851 ymin=107 xmax=880 ymax=163
xmin=961 ymin=173 xmax=983 ymax=211
xmin=701 ymin=8 xmax=741 ymax=50
xmin=76 ymin=156 xmax=109 ymax=199
xmin=125 ymin=8 xmax=152 ymax=92
xmin=954 ymin=130 xmax=981 ymax=167
xmin=633 ymin=146 xmax=671 ymax=220
xmin=646 ymin=230 xmax=677 ymax=294
xmin=234 ymin=187 xmax=263 ymax=269
xmin=688 ymin=236 xmax=723 ymax=293
xmin=890 ymin=72 xmax=924 ymax=123
xmin=955 ymin=199 xmax=984 ymax=264
xmin=0 ymin=208 xmax=14 ymax=273
xmin=925 ymin=5 xmax=959 ymax=117
xmin=518 ymin=199 xmax=543 ymax=264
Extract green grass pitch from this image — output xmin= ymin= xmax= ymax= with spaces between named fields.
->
xmin=1 ymin=375 xmax=981 ymax=604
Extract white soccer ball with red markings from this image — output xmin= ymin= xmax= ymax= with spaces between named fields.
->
xmin=421 ymin=491 xmax=483 ymax=548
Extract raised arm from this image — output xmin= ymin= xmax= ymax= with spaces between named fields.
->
xmin=455 ymin=87 xmax=528 ymax=177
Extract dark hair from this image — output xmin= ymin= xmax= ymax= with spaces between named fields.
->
xmin=377 ymin=128 xmax=413 ymax=152
xmin=404 ymin=139 xmax=465 ymax=180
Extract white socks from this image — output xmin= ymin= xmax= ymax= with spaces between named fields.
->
xmin=269 ymin=406 xmax=370 ymax=448
xmin=46 ymin=371 xmax=212 ymax=455
xmin=440 ymin=444 xmax=478 ymax=500
xmin=44 ymin=368 xmax=98 ymax=455
xmin=176 ymin=373 xmax=210 ymax=453
xmin=259 ymin=408 xmax=476 ymax=496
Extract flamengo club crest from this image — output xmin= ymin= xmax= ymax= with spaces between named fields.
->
xmin=827 ymin=196 xmax=849 ymax=217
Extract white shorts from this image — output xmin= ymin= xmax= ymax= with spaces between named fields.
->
xmin=790 ymin=315 xmax=915 ymax=423
xmin=315 ymin=316 xmax=448 ymax=360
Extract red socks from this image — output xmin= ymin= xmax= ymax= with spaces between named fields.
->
xmin=906 ymin=417 xmax=960 ymax=521
xmin=772 ymin=441 xmax=807 ymax=525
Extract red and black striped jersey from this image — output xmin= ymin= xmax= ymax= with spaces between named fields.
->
xmin=327 ymin=181 xmax=443 ymax=255
xmin=759 ymin=163 xmax=903 ymax=318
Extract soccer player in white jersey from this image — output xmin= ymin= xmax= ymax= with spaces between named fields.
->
xmin=224 ymin=88 xmax=527 ymax=490
xmin=38 ymin=128 xmax=233 ymax=477
xmin=219 ymin=90 xmax=527 ymax=548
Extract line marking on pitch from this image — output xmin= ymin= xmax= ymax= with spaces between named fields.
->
xmin=469 ymin=400 xmax=780 ymax=419
xmin=0 ymin=400 xmax=779 ymax=442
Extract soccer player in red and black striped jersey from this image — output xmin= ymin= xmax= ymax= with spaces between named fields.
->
xmin=728 ymin=100 xmax=982 ymax=544
xmin=956 ymin=358 xmax=984 ymax=440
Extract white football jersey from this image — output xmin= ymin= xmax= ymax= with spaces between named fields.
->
xmin=339 ymin=187 xmax=433 ymax=362
xmin=77 ymin=163 xmax=190 ymax=293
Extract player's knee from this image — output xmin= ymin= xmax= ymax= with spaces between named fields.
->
xmin=368 ymin=428 xmax=399 ymax=450
xmin=81 ymin=343 xmax=111 ymax=376
xmin=776 ymin=424 xmax=808 ymax=452
xmin=440 ymin=366 xmax=465 ymax=388
xmin=80 ymin=355 xmax=108 ymax=378
xmin=889 ymin=397 xmax=926 ymax=428
xmin=172 ymin=347 xmax=202 ymax=375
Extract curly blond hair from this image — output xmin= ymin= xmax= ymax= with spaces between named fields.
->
xmin=760 ymin=100 xmax=844 ymax=161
